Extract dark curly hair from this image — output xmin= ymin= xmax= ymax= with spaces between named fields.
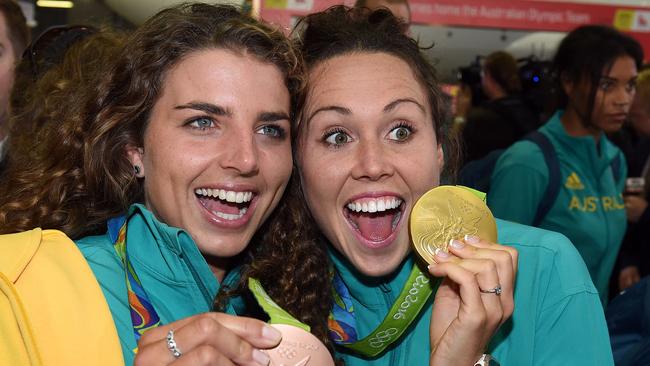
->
xmin=0 ymin=29 xmax=123 ymax=238
xmin=239 ymin=5 xmax=459 ymax=363
xmin=83 ymin=3 xmax=304 ymax=234
xmin=0 ymin=1 xmax=338 ymax=359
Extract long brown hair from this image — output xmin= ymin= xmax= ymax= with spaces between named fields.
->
xmin=83 ymin=3 xmax=304 ymax=236
xmin=0 ymin=1 xmax=338 ymax=358
xmin=0 ymin=4 xmax=303 ymax=238
xmin=0 ymin=30 xmax=123 ymax=238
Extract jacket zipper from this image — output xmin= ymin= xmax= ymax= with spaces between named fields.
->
xmin=183 ymin=254 xmax=212 ymax=309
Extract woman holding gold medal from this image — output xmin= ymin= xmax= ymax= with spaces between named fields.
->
xmin=280 ymin=6 xmax=613 ymax=365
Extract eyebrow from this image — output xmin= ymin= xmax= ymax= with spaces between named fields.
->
xmin=601 ymin=75 xmax=638 ymax=82
xmin=175 ymin=102 xmax=231 ymax=117
xmin=175 ymin=102 xmax=289 ymax=122
xmin=259 ymin=111 xmax=290 ymax=122
xmin=383 ymin=98 xmax=426 ymax=114
xmin=307 ymin=97 xmax=426 ymax=124
xmin=307 ymin=106 xmax=351 ymax=124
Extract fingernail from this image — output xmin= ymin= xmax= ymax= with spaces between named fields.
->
xmin=434 ymin=248 xmax=450 ymax=258
xmin=464 ymin=234 xmax=480 ymax=244
xmin=253 ymin=349 xmax=270 ymax=366
xmin=449 ymin=239 xmax=465 ymax=249
xmin=262 ymin=325 xmax=282 ymax=343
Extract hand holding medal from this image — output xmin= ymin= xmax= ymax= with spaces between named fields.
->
xmin=410 ymin=186 xmax=518 ymax=366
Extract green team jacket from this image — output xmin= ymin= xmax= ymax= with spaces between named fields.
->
xmin=76 ymin=204 xmax=240 ymax=366
xmin=488 ymin=110 xmax=627 ymax=305
xmin=332 ymin=219 xmax=613 ymax=365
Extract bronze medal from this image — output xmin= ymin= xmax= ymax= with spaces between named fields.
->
xmin=265 ymin=324 xmax=335 ymax=366
xmin=410 ymin=186 xmax=497 ymax=264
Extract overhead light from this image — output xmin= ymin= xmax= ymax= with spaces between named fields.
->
xmin=36 ymin=0 xmax=74 ymax=8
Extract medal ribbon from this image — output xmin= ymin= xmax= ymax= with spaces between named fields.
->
xmin=248 ymin=278 xmax=310 ymax=331
xmin=109 ymin=217 xmax=161 ymax=343
xmin=330 ymin=264 xmax=436 ymax=357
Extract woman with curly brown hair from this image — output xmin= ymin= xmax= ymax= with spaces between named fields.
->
xmin=281 ymin=6 xmax=614 ymax=365
xmin=0 ymin=3 xmax=337 ymax=366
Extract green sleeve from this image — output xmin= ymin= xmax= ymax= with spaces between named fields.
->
xmin=533 ymin=233 xmax=614 ymax=365
xmin=535 ymin=292 xmax=613 ymax=365
xmin=488 ymin=142 xmax=549 ymax=225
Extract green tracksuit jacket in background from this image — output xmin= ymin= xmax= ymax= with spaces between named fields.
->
xmin=331 ymin=219 xmax=613 ymax=365
xmin=488 ymin=110 xmax=627 ymax=305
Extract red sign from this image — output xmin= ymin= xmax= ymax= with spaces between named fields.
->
xmin=259 ymin=0 xmax=650 ymax=54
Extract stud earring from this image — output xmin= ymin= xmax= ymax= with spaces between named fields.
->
xmin=134 ymin=165 xmax=141 ymax=175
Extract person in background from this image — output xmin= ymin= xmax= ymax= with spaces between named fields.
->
xmin=488 ymin=25 xmax=642 ymax=305
xmin=609 ymin=67 xmax=650 ymax=292
xmin=355 ymin=0 xmax=410 ymax=26
xmin=0 ymin=0 xmax=29 ymax=160
xmin=0 ymin=26 xmax=122 ymax=233
xmin=458 ymin=50 xmax=539 ymax=165
xmin=284 ymin=6 xmax=613 ymax=365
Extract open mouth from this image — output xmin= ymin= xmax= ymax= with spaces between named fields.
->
xmin=343 ymin=195 xmax=404 ymax=247
xmin=195 ymin=188 xmax=255 ymax=222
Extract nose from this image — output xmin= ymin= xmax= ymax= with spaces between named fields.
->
xmin=613 ymin=85 xmax=634 ymax=108
xmin=350 ymin=139 xmax=394 ymax=181
xmin=219 ymin=131 xmax=259 ymax=176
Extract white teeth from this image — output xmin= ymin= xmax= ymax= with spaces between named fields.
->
xmin=346 ymin=197 xmax=403 ymax=213
xmin=211 ymin=207 xmax=248 ymax=221
xmin=226 ymin=191 xmax=236 ymax=202
xmin=195 ymin=188 xmax=255 ymax=203
xmin=377 ymin=200 xmax=386 ymax=211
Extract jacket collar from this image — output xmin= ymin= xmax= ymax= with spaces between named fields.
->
xmin=107 ymin=204 xmax=223 ymax=309
xmin=543 ymin=110 xmax=620 ymax=175
xmin=329 ymin=248 xmax=415 ymax=308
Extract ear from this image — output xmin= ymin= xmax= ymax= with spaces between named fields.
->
xmin=126 ymin=145 xmax=145 ymax=178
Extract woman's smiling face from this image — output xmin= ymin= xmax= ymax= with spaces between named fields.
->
xmin=129 ymin=49 xmax=292 ymax=276
xmin=298 ymin=52 xmax=443 ymax=277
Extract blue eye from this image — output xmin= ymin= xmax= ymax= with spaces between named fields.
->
xmin=388 ymin=125 xmax=412 ymax=141
xmin=257 ymin=125 xmax=286 ymax=139
xmin=188 ymin=117 xmax=215 ymax=130
xmin=324 ymin=129 xmax=352 ymax=146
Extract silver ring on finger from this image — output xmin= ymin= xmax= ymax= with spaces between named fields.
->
xmin=479 ymin=284 xmax=502 ymax=296
xmin=166 ymin=329 xmax=182 ymax=358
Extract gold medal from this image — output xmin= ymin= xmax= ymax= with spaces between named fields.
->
xmin=410 ymin=185 xmax=497 ymax=264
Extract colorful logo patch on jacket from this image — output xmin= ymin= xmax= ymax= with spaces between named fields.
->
xmin=565 ymin=172 xmax=585 ymax=190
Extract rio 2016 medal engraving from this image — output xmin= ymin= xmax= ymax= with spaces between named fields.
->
xmin=265 ymin=324 xmax=335 ymax=366
xmin=410 ymin=186 xmax=497 ymax=264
